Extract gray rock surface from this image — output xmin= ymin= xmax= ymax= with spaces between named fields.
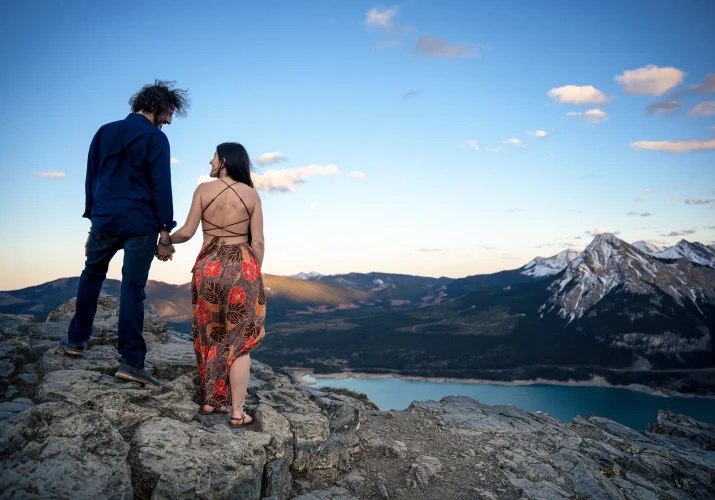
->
xmin=0 ymin=401 xmax=132 ymax=499
xmin=40 ymin=345 xmax=121 ymax=375
xmin=145 ymin=339 xmax=196 ymax=379
xmin=1 ymin=307 xmax=714 ymax=499
xmin=46 ymin=295 xmax=168 ymax=344
xmin=130 ymin=417 xmax=270 ymax=499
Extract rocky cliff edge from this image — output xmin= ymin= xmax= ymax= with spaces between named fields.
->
xmin=1 ymin=296 xmax=714 ymax=499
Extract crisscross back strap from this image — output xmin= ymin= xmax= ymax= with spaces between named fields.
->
xmin=202 ymin=180 xmax=252 ymax=238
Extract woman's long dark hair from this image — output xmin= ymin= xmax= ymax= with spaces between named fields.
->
xmin=217 ymin=142 xmax=254 ymax=188
xmin=216 ymin=142 xmax=255 ymax=244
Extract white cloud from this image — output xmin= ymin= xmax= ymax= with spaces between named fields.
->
xmin=614 ymin=65 xmax=685 ymax=96
xmin=626 ymin=212 xmax=651 ymax=217
xmin=684 ymin=198 xmax=715 ymax=205
xmin=547 ymin=85 xmax=609 ymax=105
xmin=533 ymin=130 xmax=548 ymax=138
xmin=412 ymin=35 xmax=477 ymax=58
xmin=170 ymin=157 xmax=180 ymax=165
xmin=251 ymin=164 xmax=339 ymax=192
xmin=33 ymin=172 xmax=65 ymax=178
xmin=688 ymin=101 xmax=715 ymax=117
xmin=585 ymin=227 xmax=620 ymax=236
xmin=670 ymin=195 xmax=679 ymax=201
xmin=348 ymin=171 xmax=366 ymax=179
xmin=465 ymin=139 xmax=479 ymax=151
xmin=309 ymin=203 xmax=317 ymax=211
xmin=633 ymin=197 xmax=647 ymax=202
xmin=257 ymin=152 xmax=287 ymax=166
xmin=487 ymin=148 xmax=499 ymax=153
xmin=417 ymin=248 xmax=443 ymax=252
xmin=644 ymin=188 xmax=654 ymax=194
xmin=365 ymin=5 xmax=412 ymax=48
xmin=630 ymin=138 xmax=715 ymax=153
xmin=504 ymin=138 xmax=525 ymax=148
xmin=198 ymin=174 xmax=213 ymax=184
xmin=365 ymin=6 xmax=399 ymax=29
xmin=566 ymin=109 xmax=608 ymax=122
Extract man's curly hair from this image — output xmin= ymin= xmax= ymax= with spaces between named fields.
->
xmin=129 ymin=80 xmax=190 ymax=118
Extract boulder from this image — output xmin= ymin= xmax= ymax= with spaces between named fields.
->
xmin=46 ymin=295 xmax=169 ymax=344
xmin=306 ymin=389 xmax=362 ymax=432
xmin=0 ymin=401 xmax=132 ymax=499
xmin=40 ymin=345 xmax=121 ymax=376
xmin=145 ymin=339 xmax=196 ymax=379
xmin=0 ymin=397 xmax=34 ymax=421
xmin=254 ymin=404 xmax=294 ymax=500
xmin=0 ymin=313 xmax=36 ymax=337
xmin=648 ymin=409 xmax=715 ymax=451
xmin=38 ymin=369 xmax=158 ymax=438
xmin=129 ymin=417 xmax=270 ymax=499
xmin=250 ymin=359 xmax=292 ymax=391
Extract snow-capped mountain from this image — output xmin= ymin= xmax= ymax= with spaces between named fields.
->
xmin=540 ymin=233 xmax=715 ymax=324
xmin=651 ymin=240 xmax=715 ymax=268
xmin=632 ymin=240 xmax=666 ymax=255
xmin=521 ymin=249 xmax=581 ymax=278
xmin=289 ymin=272 xmax=323 ymax=280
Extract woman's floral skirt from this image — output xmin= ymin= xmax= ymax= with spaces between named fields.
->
xmin=191 ymin=238 xmax=266 ymax=406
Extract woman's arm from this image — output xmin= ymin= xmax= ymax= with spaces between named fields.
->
xmin=170 ymin=186 xmax=203 ymax=244
xmin=250 ymin=195 xmax=265 ymax=267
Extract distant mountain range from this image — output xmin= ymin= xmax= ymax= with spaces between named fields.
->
xmin=2 ymin=236 xmax=714 ymax=394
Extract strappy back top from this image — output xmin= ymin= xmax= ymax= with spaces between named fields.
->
xmin=201 ymin=179 xmax=252 ymax=240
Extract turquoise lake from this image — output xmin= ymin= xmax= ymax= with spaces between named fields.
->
xmin=303 ymin=375 xmax=715 ymax=430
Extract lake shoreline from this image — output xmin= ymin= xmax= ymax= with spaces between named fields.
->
xmin=286 ymin=367 xmax=715 ymax=400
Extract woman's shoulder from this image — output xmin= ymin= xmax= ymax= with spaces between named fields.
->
xmin=233 ymin=181 xmax=259 ymax=198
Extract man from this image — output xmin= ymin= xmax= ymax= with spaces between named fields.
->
xmin=59 ymin=80 xmax=190 ymax=386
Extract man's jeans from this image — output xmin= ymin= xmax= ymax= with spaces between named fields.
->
xmin=68 ymin=228 xmax=157 ymax=369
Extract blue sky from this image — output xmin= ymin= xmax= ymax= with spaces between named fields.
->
xmin=1 ymin=0 xmax=714 ymax=290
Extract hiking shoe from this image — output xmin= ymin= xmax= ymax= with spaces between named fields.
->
xmin=115 ymin=363 xmax=161 ymax=386
xmin=58 ymin=336 xmax=86 ymax=356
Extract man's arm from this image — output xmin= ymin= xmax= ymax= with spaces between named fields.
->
xmin=148 ymin=132 xmax=177 ymax=236
xmin=82 ymin=131 xmax=99 ymax=220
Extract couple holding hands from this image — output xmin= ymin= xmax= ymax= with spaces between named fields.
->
xmin=59 ymin=80 xmax=264 ymax=427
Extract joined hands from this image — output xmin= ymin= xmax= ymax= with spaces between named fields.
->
xmin=155 ymin=244 xmax=175 ymax=262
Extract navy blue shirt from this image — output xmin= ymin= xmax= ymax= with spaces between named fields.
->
xmin=83 ymin=113 xmax=176 ymax=236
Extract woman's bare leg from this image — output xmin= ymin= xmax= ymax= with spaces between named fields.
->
xmin=230 ymin=353 xmax=252 ymax=423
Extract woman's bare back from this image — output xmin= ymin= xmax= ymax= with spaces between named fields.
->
xmin=199 ymin=179 xmax=259 ymax=247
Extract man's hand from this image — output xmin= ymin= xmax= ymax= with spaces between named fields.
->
xmin=155 ymin=244 xmax=175 ymax=261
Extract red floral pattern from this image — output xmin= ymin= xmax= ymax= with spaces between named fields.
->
xmin=191 ymin=241 xmax=266 ymax=407
xmin=229 ymin=286 xmax=246 ymax=305
xmin=214 ymin=379 xmax=228 ymax=397
xmin=241 ymin=259 xmax=259 ymax=282
xmin=204 ymin=261 xmax=222 ymax=277
xmin=196 ymin=299 xmax=212 ymax=325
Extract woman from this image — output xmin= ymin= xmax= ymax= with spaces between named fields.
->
xmin=168 ymin=142 xmax=265 ymax=427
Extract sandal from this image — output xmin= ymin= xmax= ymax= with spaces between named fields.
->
xmin=230 ymin=413 xmax=253 ymax=427
xmin=199 ymin=405 xmax=230 ymax=415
